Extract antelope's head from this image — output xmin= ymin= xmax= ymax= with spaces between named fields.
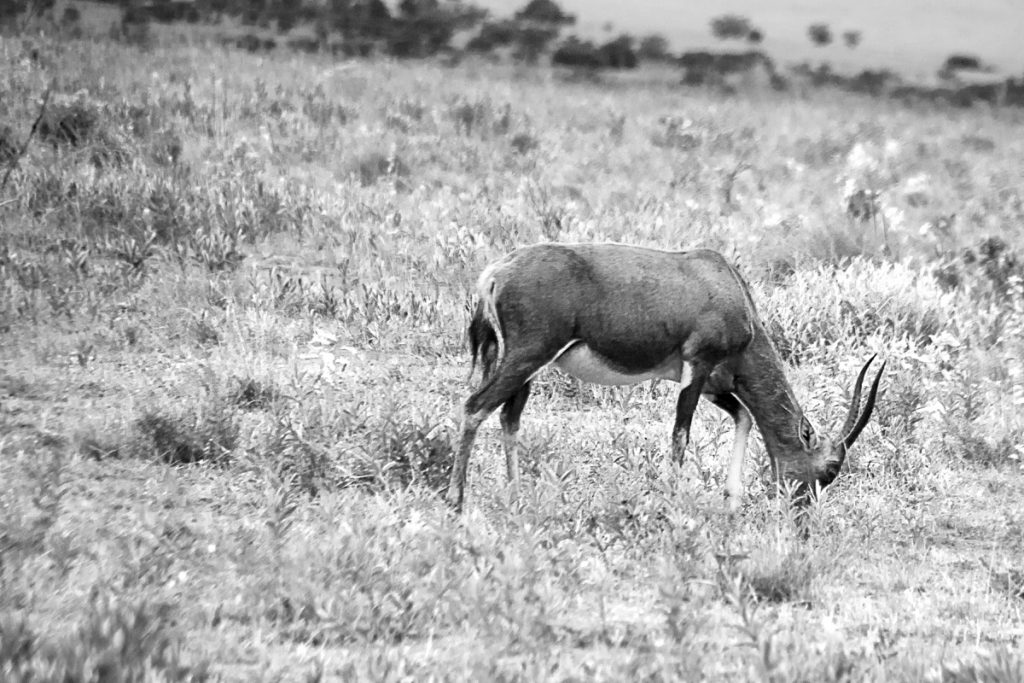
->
xmin=786 ymin=355 xmax=885 ymax=493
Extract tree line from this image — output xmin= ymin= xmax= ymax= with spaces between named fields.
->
xmin=5 ymin=0 xmax=684 ymax=68
xmin=5 ymin=0 xmax=855 ymax=67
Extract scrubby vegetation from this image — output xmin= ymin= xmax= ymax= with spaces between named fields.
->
xmin=2 ymin=20 xmax=1024 ymax=681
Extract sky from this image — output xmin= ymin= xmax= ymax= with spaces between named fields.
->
xmin=474 ymin=0 xmax=1024 ymax=78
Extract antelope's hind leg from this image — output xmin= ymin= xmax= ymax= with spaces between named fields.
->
xmin=447 ymin=353 xmax=546 ymax=512
xmin=500 ymin=382 xmax=532 ymax=498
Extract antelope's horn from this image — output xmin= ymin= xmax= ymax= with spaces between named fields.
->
xmin=842 ymin=359 xmax=886 ymax=450
xmin=840 ymin=354 xmax=876 ymax=442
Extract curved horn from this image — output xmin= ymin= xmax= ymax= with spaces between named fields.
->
xmin=842 ymin=360 xmax=886 ymax=449
xmin=818 ymin=357 xmax=885 ymax=488
xmin=840 ymin=354 xmax=876 ymax=441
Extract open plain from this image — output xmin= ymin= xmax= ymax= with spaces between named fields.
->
xmin=1 ymin=28 xmax=1024 ymax=681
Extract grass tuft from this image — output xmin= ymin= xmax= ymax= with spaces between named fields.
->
xmin=940 ymin=648 xmax=1024 ymax=683
xmin=230 ymin=376 xmax=282 ymax=411
xmin=131 ymin=400 xmax=238 ymax=464
xmin=355 ymin=151 xmax=411 ymax=189
xmin=742 ymin=548 xmax=816 ymax=605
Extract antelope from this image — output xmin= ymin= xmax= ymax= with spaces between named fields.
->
xmin=446 ymin=243 xmax=885 ymax=513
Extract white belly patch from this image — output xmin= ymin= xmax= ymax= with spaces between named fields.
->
xmin=550 ymin=341 xmax=692 ymax=387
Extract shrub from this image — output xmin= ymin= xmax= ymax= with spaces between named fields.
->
xmin=941 ymin=53 xmax=985 ymax=74
xmin=759 ymin=259 xmax=950 ymax=362
xmin=367 ymin=416 xmax=453 ymax=492
xmin=355 ymin=151 xmax=411 ymax=188
xmin=808 ymin=23 xmax=832 ymax=46
xmin=638 ymin=33 xmax=670 ymax=61
xmin=845 ymin=188 xmax=880 ymax=221
xmin=961 ymin=236 xmax=1023 ymax=299
xmin=710 ymin=15 xmax=754 ymax=41
xmin=113 ymin=10 xmax=153 ymax=49
xmin=38 ymin=93 xmax=102 ymax=148
xmin=466 ymin=20 xmax=518 ymax=52
xmin=510 ymin=132 xmax=539 ymax=154
xmin=0 ymin=125 xmax=18 ymax=163
xmin=933 ymin=236 xmax=1024 ymax=310
xmin=515 ymin=0 xmax=575 ymax=25
xmin=236 ymin=34 xmax=276 ymax=52
xmin=132 ymin=399 xmax=238 ymax=464
xmin=742 ymin=548 xmax=815 ymax=604
xmin=230 ymin=376 xmax=282 ymax=411
xmin=599 ymin=34 xmax=638 ymax=69
xmin=450 ymin=98 xmax=488 ymax=135
xmin=552 ymin=35 xmax=638 ymax=70
xmin=512 ymin=25 xmax=559 ymax=63
xmin=552 ymin=36 xmax=602 ymax=70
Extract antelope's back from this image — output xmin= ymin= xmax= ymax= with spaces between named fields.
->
xmin=492 ymin=243 xmax=756 ymax=359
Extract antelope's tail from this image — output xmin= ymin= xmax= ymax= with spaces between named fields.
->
xmin=467 ymin=267 xmax=505 ymax=382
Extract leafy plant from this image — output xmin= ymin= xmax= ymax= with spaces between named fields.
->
xmin=132 ymin=399 xmax=238 ymax=464
xmin=0 ymin=595 xmax=209 ymax=681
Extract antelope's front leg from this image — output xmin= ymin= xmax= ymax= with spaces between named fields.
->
xmin=671 ymin=377 xmax=705 ymax=463
xmin=725 ymin=406 xmax=752 ymax=513
xmin=707 ymin=392 xmax=752 ymax=512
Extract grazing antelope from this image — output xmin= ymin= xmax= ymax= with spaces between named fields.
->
xmin=446 ymin=243 xmax=884 ymax=512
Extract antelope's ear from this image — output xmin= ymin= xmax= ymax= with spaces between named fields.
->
xmin=798 ymin=415 xmax=818 ymax=450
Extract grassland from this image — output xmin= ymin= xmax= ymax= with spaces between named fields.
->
xmin=2 ymin=30 xmax=1024 ymax=681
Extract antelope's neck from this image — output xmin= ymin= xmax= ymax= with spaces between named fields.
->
xmin=732 ymin=329 xmax=807 ymax=462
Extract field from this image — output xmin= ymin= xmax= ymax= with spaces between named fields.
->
xmin=2 ymin=30 xmax=1024 ymax=681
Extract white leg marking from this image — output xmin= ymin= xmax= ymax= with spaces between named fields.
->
xmin=679 ymin=360 xmax=693 ymax=388
xmin=725 ymin=408 xmax=753 ymax=512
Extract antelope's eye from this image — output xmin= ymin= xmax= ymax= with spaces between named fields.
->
xmin=798 ymin=415 xmax=816 ymax=448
